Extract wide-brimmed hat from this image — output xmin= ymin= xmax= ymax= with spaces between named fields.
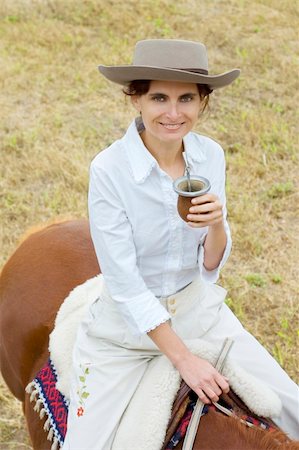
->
xmin=98 ymin=39 xmax=240 ymax=89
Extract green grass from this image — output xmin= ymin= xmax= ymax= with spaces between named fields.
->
xmin=0 ymin=0 xmax=298 ymax=448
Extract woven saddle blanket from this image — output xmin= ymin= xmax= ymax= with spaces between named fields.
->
xmin=27 ymin=275 xmax=282 ymax=450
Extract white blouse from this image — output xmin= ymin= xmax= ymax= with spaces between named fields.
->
xmin=88 ymin=118 xmax=231 ymax=336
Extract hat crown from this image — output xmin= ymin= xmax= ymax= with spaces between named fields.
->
xmin=133 ymin=39 xmax=208 ymax=71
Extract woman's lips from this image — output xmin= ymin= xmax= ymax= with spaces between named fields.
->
xmin=159 ymin=122 xmax=184 ymax=130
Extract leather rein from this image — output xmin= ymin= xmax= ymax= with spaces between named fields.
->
xmin=182 ymin=338 xmax=234 ymax=450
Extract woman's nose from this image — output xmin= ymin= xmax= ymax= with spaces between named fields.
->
xmin=165 ymin=102 xmax=181 ymax=120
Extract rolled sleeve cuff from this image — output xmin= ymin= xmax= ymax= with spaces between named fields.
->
xmin=198 ymin=224 xmax=232 ymax=283
xmin=113 ymin=291 xmax=171 ymax=336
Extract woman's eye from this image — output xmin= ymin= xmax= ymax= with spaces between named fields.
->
xmin=151 ymin=95 xmax=166 ymax=102
xmin=180 ymin=95 xmax=193 ymax=102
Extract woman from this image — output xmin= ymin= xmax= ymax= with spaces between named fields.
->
xmin=63 ymin=39 xmax=299 ymax=449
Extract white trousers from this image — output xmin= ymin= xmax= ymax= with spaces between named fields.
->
xmin=63 ymin=278 xmax=299 ymax=449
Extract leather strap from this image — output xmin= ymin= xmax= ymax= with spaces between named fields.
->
xmin=182 ymin=338 xmax=234 ymax=450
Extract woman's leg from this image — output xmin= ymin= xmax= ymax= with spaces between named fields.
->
xmin=62 ymin=324 xmax=157 ymax=449
xmin=203 ymin=303 xmax=299 ymax=440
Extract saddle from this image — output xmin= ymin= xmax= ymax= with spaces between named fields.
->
xmin=163 ymin=337 xmax=277 ymax=449
xmin=163 ymin=380 xmax=278 ymax=450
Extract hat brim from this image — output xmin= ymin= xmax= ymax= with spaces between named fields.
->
xmin=98 ymin=65 xmax=240 ymax=89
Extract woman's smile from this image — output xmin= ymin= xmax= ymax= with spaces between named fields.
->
xmin=131 ymin=80 xmax=201 ymax=149
xmin=159 ymin=122 xmax=185 ymax=130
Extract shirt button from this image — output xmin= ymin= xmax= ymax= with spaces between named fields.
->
xmin=170 ymin=308 xmax=176 ymax=315
xmin=169 ymin=298 xmax=176 ymax=305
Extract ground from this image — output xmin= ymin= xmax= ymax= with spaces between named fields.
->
xmin=0 ymin=0 xmax=298 ymax=447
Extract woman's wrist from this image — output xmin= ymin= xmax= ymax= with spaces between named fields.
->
xmin=172 ymin=349 xmax=197 ymax=369
xmin=209 ymin=220 xmax=225 ymax=232
xmin=147 ymin=321 xmax=191 ymax=366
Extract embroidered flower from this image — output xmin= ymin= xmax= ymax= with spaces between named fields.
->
xmin=77 ymin=364 xmax=90 ymax=417
xmin=77 ymin=406 xmax=84 ymax=417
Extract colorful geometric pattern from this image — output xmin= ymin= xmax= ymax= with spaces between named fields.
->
xmin=29 ymin=359 xmax=69 ymax=447
xmin=165 ymin=400 xmax=205 ymax=449
xmin=165 ymin=399 xmax=276 ymax=449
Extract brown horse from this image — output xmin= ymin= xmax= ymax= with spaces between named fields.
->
xmin=0 ymin=219 xmax=298 ymax=450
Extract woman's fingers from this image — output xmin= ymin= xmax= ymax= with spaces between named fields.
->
xmin=204 ymin=386 xmax=220 ymax=403
xmin=194 ymin=378 xmax=228 ymax=404
xmin=194 ymin=384 xmax=221 ymax=403
xmin=215 ymin=373 xmax=230 ymax=394
xmin=191 ymin=193 xmax=217 ymax=205
xmin=189 ymin=200 xmax=219 ymax=214
xmin=187 ymin=210 xmax=222 ymax=223
xmin=189 ymin=202 xmax=222 ymax=214
xmin=195 ymin=388 xmax=211 ymax=405
xmin=207 ymin=381 xmax=222 ymax=397
xmin=187 ymin=194 xmax=223 ymax=227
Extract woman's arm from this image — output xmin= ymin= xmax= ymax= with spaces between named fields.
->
xmin=187 ymin=193 xmax=227 ymax=271
xmin=148 ymin=321 xmax=229 ymax=404
xmin=186 ymin=144 xmax=231 ymax=276
xmin=88 ymin=161 xmax=171 ymax=336
xmin=203 ymin=221 xmax=227 ymax=271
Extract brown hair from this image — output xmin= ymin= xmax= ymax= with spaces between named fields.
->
xmin=123 ymin=80 xmax=212 ymax=112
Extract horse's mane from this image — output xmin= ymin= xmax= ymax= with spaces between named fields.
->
xmin=212 ymin=414 xmax=297 ymax=450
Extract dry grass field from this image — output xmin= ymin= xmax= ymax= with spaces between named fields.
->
xmin=0 ymin=0 xmax=298 ymax=448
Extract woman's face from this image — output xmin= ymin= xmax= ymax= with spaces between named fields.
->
xmin=131 ymin=80 xmax=202 ymax=147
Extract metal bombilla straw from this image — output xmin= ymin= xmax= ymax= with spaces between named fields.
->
xmin=182 ymin=151 xmax=192 ymax=192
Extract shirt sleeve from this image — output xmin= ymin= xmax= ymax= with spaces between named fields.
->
xmin=197 ymin=144 xmax=232 ymax=283
xmin=88 ymin=161 xmax=171 ymax=336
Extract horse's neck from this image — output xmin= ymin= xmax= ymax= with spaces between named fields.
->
xmin=164 ymin=383 xmax=287 ymax=450
xmin=193 ymin=409 xmax=289 ymax=450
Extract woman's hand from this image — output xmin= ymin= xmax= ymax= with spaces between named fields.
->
xmin=175 ymin=352 xmax=230 ymax=404
xmin=187 ymin=193 xmax=223 ymax=228
xmin=148 ymin=322 xmax=229 ymax=404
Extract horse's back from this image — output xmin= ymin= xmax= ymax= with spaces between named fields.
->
xmin=0 ymin=219 xmax=99 ymax=400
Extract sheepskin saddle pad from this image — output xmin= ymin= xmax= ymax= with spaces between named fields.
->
xmin=49 ymin=275 xmax=282 ymax=450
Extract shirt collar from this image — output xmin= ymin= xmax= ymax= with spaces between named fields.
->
xmin=122 ymin=118 xmax=207 ymax=184
xmin=122 ymin=118 xmax=157 ymax=184
xmin=183 ymin=132 xmax=207 ymax=167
